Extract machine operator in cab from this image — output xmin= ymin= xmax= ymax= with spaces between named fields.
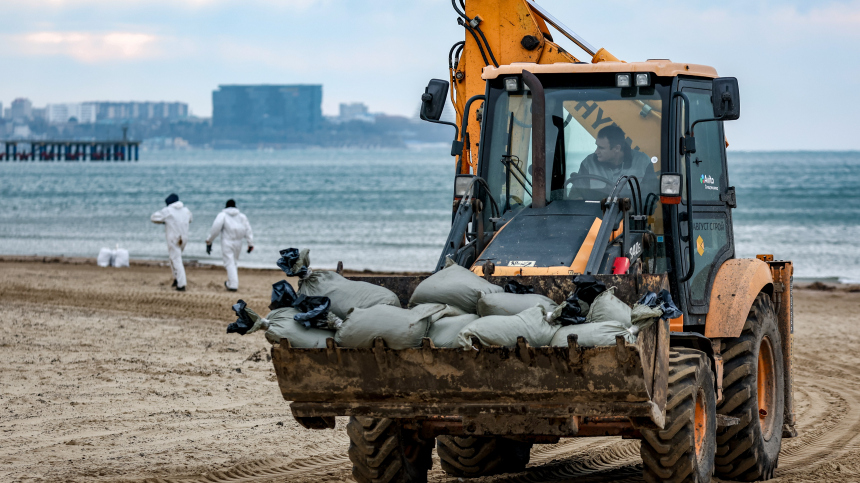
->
xmin=571 ymin=124 xmax=658 ymax=198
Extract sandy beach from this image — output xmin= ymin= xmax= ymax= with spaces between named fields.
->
xmin=1 ymin=257 xmax=859 ymax=482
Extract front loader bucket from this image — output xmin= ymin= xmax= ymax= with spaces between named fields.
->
xmin=271 ymin=274 xmax=670 ymax=434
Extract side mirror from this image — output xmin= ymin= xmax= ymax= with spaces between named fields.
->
xmin=420 ymin=79 xmax=449 ymax=121
xmin=712 ymin=77 xmax=740 ymax=120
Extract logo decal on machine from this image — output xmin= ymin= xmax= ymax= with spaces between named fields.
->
xmin=696 ymin=236 xmax=705 ymax=256
xmin=507 ymin=260 xmax=536 ymax=267
xmin=628 ymin=242 xmax=642 ymax=258
xmin=700 ymin=174 xmax=719 ymax=191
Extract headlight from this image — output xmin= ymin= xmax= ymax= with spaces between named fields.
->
xmin=454 ymin=174 xmax=475 ymax=199
xmin=660 ymin=173 xmax=682 ymax=204
xmin=635 ymin=73 xmax=651 ymax=87
xmin=616 ymin=74 xmax=631 ymax=88
xmin=504 ymin=77 xmax=519 ymax=92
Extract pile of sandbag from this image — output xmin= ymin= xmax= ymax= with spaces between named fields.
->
xmin=97 ymin=246 xmax=130 ymax=268
xmin=224 ymin=248 xmax=681 ymax=351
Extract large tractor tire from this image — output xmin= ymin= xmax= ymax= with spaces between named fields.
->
xmin=715 ymin=294 xmax=785 ymax=481
xmin=347 ymin=416 xmax=433 ymax=483
xmin=436 ymin=435 xmax=532 ymax=477
xmin=640 ymin=348 xmax=716 ymax=483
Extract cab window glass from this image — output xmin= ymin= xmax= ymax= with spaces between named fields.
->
xmin=680 ymin=89 xmax=724 ymax=202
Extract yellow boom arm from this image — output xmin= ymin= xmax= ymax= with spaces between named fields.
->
xmin=450 ymin=0 xmax=620 ymax=173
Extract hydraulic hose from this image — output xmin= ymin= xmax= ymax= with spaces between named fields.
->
xmin=452 ymin=0 xmax=499 ymax=68
xmin=448 ymin=41 xmax=465 ymax=70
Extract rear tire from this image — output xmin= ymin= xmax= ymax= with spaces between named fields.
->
xmin=347 ymin=416 xmax=433 ymax=483
xmin=715 ymin=294 xmax=784 ymax=481
xmin=436 ymin=435 xmax=532 ymax=477
xmin=640 ymin=348 xmax=716 ymax=483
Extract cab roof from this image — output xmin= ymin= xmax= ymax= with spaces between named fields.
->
xmin=482 ymin=61 xmax=718 ymax=80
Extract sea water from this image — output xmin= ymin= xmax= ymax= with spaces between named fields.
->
xmin=0 ymin=149 xmax=857 ymax=282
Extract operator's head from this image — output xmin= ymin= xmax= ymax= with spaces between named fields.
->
xmin=165 ymin=193 xmax=179 ymax=206
xmin=225 ymin=199 xmax=236 ymax=208
xmin=595 ymin=125 xmax=628 ymax=166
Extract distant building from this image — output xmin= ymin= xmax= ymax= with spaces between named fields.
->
xmin=87 ymin=101 xmax=189 ymax=122
xmin=47 ymin=103 xmax=98 ymax=124
xmin=339 ymin=102 xmax=374 ymax=123
xmin=10 ymin=98 xmax=32 ymax=121
xmin=212 ymin=85 xmax=323 ymax=132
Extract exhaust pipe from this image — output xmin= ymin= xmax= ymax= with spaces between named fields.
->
xmin=521 ymin=70 xmax=545 ymax=208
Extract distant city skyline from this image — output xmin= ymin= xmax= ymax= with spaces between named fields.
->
xmin=1 ymin=0 xmax=859 ymax=150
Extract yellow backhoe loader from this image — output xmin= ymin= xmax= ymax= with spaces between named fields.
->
xmin=270 ymin=1 xmax=796 ymax=481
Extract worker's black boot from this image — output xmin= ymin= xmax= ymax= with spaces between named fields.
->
xmin=171 ymin=279 xmax=178 ymax=288
xmin=176 ymin=286 xmax=186 ymax=292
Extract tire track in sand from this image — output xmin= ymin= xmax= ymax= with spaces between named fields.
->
xmin=139 ymin=453 xmax=350 ymax=483
xmin=774 ymin=354 xmax=860 ymax=475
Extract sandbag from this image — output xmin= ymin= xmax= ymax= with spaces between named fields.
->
xmin=476 ymin=292 xmax=558 ymax=317
xmin=585 ymin=288 xmax=632 ymax=327
xmin=551 ymin=321 xmax=636 ymax=347
xmin=631 ymin=303 xmax=663 ymax=325
xmin=427 ymin=314 xmax=480 ymax=348
xmin=456 ymin=306 xmax=558 ymax=349
xmin=112 ymin=248 xmax=129 ymax=268
xmin=409 ymin=257 xmax=504 ymax=313
xmin=264 ymin=307 xmax=333 ymax=348
xmin=335 ymin=304 xmax=448 ymax=349
xmin=97 ymin=248 xmax=114 ymax=267
xmin=299 ymin=270 xmax=400 ymax=319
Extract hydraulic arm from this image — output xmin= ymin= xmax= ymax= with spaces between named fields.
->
xmin=448 ymin=0 xmax=621 ymax=173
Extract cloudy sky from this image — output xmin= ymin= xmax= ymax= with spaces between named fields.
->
xmin=2 ymin=0 xmax=859 ymax=150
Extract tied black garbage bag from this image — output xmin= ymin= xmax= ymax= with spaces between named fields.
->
xmin=269 ymin=280 xmax=298 ymax=310
xmin=292 ymin=294 xmax=333 ymax=329
xmin=637 ymin=289 xmax=682 ymax=320
xmin=504 ymin=280 xmax=535 ymax=294
xmin=227 ymin=300 xmax=254 ymax=335
xmin=556 ymin=293 xmax=588 ymax=326
xmin=276 ymin=248 xmax=308 ymax=279
xmin=572 ymin=275 xmax=607 ymax=304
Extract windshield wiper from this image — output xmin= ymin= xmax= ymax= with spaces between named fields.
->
xmin=500 ymin=113 xmax=531 ymax=211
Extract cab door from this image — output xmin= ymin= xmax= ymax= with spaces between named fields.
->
xmin=675 ymin=78 xmax=736 ymax=319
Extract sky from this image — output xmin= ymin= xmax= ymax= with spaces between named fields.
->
xmin=2 ymin=0 xmax=860 ymax=150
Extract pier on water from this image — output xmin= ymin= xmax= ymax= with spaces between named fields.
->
xmin=1 ymin=139 xmax=140 ymax=162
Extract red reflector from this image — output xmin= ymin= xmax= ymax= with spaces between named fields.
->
xmin=660 ymin=196 xmax=681 ymax=205
xmin=612 ymin=257 xmax=630 ymax=274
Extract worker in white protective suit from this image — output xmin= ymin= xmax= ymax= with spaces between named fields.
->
xmin=205 ymin=199 xmax=254 ymax=292
xmin=151 ymin=193 xmax=193 ymax=291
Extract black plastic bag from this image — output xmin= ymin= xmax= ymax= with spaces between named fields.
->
xmin=227 ymin=300 xmax=254 ymax=335
xmin=572 ymin=275 xmax=607 ymax=305
xmin=504 ymin=279 xmax=535 ymax=294
xmin=292 ymin=294 xmax=334 ymax=329
xmin=656 ymin=289 xmax=682 ymax=320
xmin=636 ymin=290 xmax=682 ymax=320
xmin=556 ymin=293 xmax=587 ymax=326
xmin=638 ymin=291 xmax=658 ymax=308
xmin=276 ymin=248 xmax=308 ymax=279
xmin=269 ymin=279 xmax=298 ymax=310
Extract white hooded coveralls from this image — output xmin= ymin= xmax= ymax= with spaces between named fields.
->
xmin=151 ymin=201 xmax=193 ymax=288
xmin=205 ymin=207 xmax=253 ymax=290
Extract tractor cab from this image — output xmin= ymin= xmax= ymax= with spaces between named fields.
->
xmin=423 ymin=61 xmax=741 ymax=321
